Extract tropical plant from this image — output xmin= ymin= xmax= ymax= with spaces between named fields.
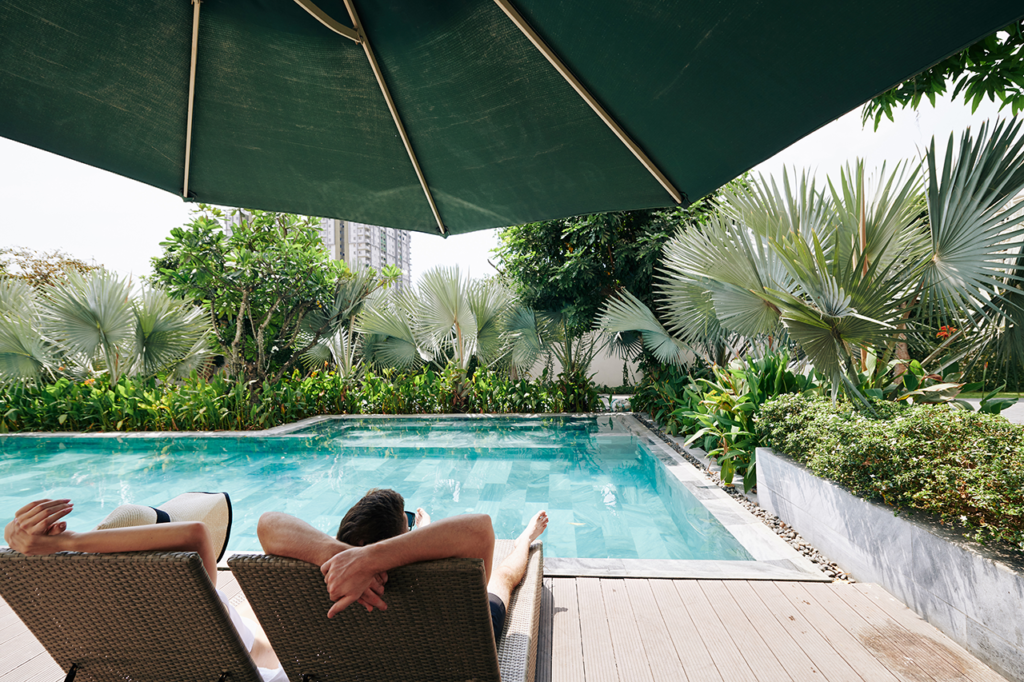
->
xmin=298 ymin=266 xmax=400 ymax=378
xmin=600 ymin=120 xmax=1024 ymax=407
xmin=359 ymin=266 xmax=519 ymax=372
xmin=864 ymin=19 xmax=1024 ymax=129
xmin=150 ymin=206 xmax=350 ymax=382
xmin=760 ymin=394 xmax=1024 ymax=549
xmin=0 ymin=362 xmax=600 ymax=433
xmin=0 ymin=270 xmax=210 ymax=385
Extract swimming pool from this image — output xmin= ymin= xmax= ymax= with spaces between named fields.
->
xmin=0 ymin=415 xmax=752 ymax=561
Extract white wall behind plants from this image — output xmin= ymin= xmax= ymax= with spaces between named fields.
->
xmin=528 ymin=345 xmax=640 ymax=389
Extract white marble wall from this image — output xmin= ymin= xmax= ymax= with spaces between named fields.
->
xmin=757 ymin=447 xmax=1024 ymax=682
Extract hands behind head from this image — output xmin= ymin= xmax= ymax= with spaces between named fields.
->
xmin=321 ymin=546 xmax=389 ymax=618
xmin=4 ymin=499 xmax=73 ymax=555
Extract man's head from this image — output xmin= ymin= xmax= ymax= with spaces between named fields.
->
xmin=336 ymin=488 xmax=407 ymax=546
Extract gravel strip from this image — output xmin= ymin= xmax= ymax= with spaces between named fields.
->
xmin=633 ymin=412 xmax=854 ymax=583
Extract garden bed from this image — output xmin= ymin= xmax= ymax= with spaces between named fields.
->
xmin=756 ymin=396 xmax=1024 ymax=680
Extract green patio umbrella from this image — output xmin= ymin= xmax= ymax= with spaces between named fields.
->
xmin=1 ymin=0 xmax=1022 ymax=236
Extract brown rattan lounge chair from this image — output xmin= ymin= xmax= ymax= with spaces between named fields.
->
xmin=229 ymin=539 xmax=542 ymax=682
xmin=0 ymin=548 xmax=264 ymax=682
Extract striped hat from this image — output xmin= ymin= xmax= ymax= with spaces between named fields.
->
xmin=93 ymin=492 xmax=233 ymax=562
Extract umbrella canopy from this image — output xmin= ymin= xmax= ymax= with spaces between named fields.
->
xmin=2 ymin=0 xmax=1022 ymax=236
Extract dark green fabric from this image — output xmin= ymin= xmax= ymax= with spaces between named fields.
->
xmin=1 ymin=0 xmax=1022 ymax=235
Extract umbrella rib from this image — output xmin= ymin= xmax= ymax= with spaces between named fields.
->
xmin=182 ymin=0 xmax=202 ymax=199
xmin=292 ymin=0 xmax=360 ymax=43
xmin=493 ymin=0 xmax=682 ymax=205
xmin=341 ymin=0 xmax=447 ymax=236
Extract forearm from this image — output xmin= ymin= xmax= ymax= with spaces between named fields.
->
xmin=71 ymin=523 xmax=217 ymax=581
xmin=362 ymin=514 xmax=495 ymax=580
xmin=6 ymin=522 xmax=217 ymax=583
xmin=258 ymin=512 xmax=351 ymax=565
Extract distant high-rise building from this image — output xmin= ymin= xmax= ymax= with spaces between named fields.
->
xmin=320 ymin=219 xmax=412 ymax=290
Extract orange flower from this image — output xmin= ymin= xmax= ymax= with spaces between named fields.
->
xmin=936 ymin=325 xmax=958 ymax=340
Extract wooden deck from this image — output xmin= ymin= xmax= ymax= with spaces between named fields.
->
xmin=0 ymin=575 xmax=1007 ymax=681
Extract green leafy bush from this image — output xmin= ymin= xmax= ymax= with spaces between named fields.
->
xmin=0 ymin=364 xmax=601 ymax=433
xmin=633 ymin=352 xmax=819 ymax=491
xmin=759 ymin=395 xmax=1024 ymax=549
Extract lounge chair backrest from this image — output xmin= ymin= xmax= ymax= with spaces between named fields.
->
xmin=230 ymin=554 xmax=502 ymax=682
xmin=0 ymin=549 xmax=262 ymax=682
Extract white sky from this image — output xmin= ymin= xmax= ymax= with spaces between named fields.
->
xmin=0 ymin=94 xmax=1009 ymax=284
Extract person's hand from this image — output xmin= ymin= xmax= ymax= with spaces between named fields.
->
xmin=355 ymin=571 xmax=388 ymax=612
xmin=321 ymin=546 xmax=387 ymax=618
xmin=4 ymin=499 xmax=74 ymax=555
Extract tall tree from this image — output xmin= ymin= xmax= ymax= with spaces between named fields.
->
xmin=150 ymin=206 xmax=350 ymax=382
xmin=864 ymin=19 xmax=1024 ymax=129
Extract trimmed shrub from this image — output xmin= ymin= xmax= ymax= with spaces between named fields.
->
xmin=758 ymin=395 xmax=1024 ymax=549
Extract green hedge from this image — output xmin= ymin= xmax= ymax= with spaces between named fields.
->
xmin=758 ymin=395 xmax=1024 ymax=549
xmin=0 ymin=365 xmax=600 ymax=433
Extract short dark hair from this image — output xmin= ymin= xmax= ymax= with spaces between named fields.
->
xmin=336 ymin=488 xmax=406 ymax=546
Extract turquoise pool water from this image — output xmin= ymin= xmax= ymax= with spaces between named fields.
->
xmin=0 ymin=416 xmax=751 ymax=561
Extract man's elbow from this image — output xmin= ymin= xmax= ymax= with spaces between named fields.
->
xmin=257 ymin=512 xmax=286 ymax=550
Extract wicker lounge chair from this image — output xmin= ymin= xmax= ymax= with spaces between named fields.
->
xmin=0 ymin=548 xmax=264 ymax=682
xmin=229 ymin=539 xmax=543 ymax=682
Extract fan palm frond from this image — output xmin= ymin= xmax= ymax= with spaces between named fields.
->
xmin=39 ymin=270 xmax=134 ymax=380
xmin=920 ymin=119 xmax=1024 ymax=325
xmin=467 ymin=279 xmax=515 ymax=365
xmin=357 ymin=289 xmax=423 ymax=370
xmin=0 ymin=315 xmax=52 ymax=382
xmin=415 ymin=266 xmax=478 ymax=368
xmin=596 ymin=289 xmax=691 ymax=366
xmin=131 ymin=287 xmax=211 ymax=378
xmin=830 ymin=159 xmax=929 ymax=274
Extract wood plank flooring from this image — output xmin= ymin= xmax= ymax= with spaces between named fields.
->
xmin=537 ymin=579 xmax=1008 ymax=682
xmin=0 ymin=576 xmax=1008 ymax=681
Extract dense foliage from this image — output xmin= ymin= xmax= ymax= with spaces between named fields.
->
xmin=631 ymin=352 xmax=820 ymax=491
xmin=150 ymin=206 xmax=376 ymax=383
xmin=864 ymin=19 xmax=1024 ymax=129
xmin=759 ymin=395 xmax=1024 ymax=549
xmin=494 ymin=178 xmax=744 ymax=340
xmin=0 ymin=364 xmax=601 ymax=433
xmin=600 ymin=122 xmax=1024 ymax=404
xmin=0 ymin=271 xmax=210 ymax=384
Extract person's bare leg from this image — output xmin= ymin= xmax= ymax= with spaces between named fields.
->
xmin=486 ymin=511 xmax=548 ymax=607
xmin=234 ymin=599 xmax=280 ymax=669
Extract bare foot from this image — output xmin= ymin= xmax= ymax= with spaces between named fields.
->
xmin=516 ymin=511 xmax=548 ymax=548
xmin=415 ymin=508 xmax=431 ymax=528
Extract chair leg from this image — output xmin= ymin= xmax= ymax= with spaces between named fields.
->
xmin=63 ymin=663 xmax=78 ymax=682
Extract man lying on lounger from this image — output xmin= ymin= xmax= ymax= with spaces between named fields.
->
xmin=258 ymin=488 xmax=547 ymax=641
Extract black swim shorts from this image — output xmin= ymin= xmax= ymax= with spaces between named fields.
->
xmin=488 ymin=592 xmax=507 ymax=644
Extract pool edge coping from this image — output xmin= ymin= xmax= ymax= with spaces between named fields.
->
xmin=604 ymin=414 xmax=829 ymax=581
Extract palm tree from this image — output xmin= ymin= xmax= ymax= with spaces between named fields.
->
xmin=0 ymin=270 xmax=211 ymax=384
xmin=598 ymin=120 xmax=1024 ymax=398
xmin=358 ymin=266 xmax=518 ymax=372
xmin=298 ymin=266 xmax=394 ymax=378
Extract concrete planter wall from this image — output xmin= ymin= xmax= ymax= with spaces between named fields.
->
xmin=757 ymin=446 xmax=1024 ymax=682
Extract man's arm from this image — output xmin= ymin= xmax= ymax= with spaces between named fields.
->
xmin=321 ymin=513 xmax=495 ymax=618
xmin=257 ymin=511 xmax=388 ymax=612
xmin=257 ymin=511 xmax=351 ymax=565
